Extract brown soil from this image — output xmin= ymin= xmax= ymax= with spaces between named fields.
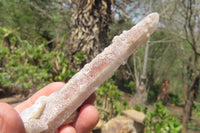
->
xmin=0 ymin=95 xmax=24 ymax=107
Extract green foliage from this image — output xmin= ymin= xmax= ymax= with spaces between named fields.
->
xmin=0 ymin=27 xmax=17 ymax=38
xmin=0 ymin=27 xmax=75 ymax=95
xmin=54 ymin=59 xmax=77 ymax=81
xmin=0 ymin=33 xmax=51 ymax=93
xmin=74 ymin=51 xmax=86 ymax=65
xmin=124 ymin=81 xmax=136 ymax=93
xmin=1 ymin=59 xmax=47 ymax=92
xmin=193 ymin=102 xmax=200 ymax=117
xmin=169 ymin=93 xmax=182 ymax=105
xmin=0 ymin=0 xmax=71 ymax=42
xmin=145 ymin=102 xmax=182 ymax=133
xmin=148 ymin=85 xmax=160 ymax=103
xmin=96 ymin=79 xmax=130 ymax=121
xmin=134 ymin=104 xmax=147 ymax=114
xmin=108 ymin=18 xmax=133 ymax=40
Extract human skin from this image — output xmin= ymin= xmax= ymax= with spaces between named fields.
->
xmin=0 ymin=82 xmax=99 ymax=133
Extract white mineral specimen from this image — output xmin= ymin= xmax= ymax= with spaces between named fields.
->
xmin=20 ymin=12 xmax=159 ymax=133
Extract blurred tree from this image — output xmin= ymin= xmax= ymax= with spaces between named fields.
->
xmin=179 ymin=0 xmax=200 ymax=132
xmin=0 ymin=0 xmax=71 ymax=42
xmin=67 ymin=0 xmax=112 ymax=69
xmin=67 ymin=0 xmax=138 ymax=69
xmin=147 ymin=0 xmax=200 ymax=132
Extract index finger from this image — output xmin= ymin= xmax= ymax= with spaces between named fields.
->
xmin=15 ymin=82 xmax=65 ymax=113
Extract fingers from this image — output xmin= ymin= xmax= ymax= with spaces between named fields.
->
xmin=59 ymin=125 xmax=76 ymax=133
xmin=15 ymin=82 xmax=96 ymax=113
xmin=15 ymin=82 xmax=65 ymax=113
xmin=58 ymin=93 xmax=97 ymax=133
xmin=73 ymin=104 xmax=99 ymax=133
xmin=27 ymin=82 xmax=66 ymax=102
xmin=0 ymin=102 xmax=25 ymax=133
xmin=15 ymin=82 xmax=99 ymax=133
xmin=59 ymin=104 xmax=99 ymax=133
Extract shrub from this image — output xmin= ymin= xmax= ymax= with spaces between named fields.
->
xmin=145 ymin=102 xmax=182 ymax=133
xmin=0 ymin=27 xmax=75 ymax=95
xmin=169 ymin=93 xmax=182 ymax=105
xmin=193 ymin=102 xmax=200 ymax=117
xmin=96 ymin=79 xmax=130 ymax=121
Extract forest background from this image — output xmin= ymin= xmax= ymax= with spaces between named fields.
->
xmin=0 ymin=0 xmax=200 ymax=132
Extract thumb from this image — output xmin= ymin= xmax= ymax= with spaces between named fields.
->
xmin=0 ymin=102 xmax=25 ymax=133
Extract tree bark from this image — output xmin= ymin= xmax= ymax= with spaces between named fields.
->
xmin=69 ymin=0 xmax=112 ymax=69
xmin=132 ymin=40 xmax=150 ymax=106
xmin=182 ymin=74 xmax=199 ymax=133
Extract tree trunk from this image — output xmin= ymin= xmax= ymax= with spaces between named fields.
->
xmin=133 ymin=82 xmax=148 ymax=106
xmin=182 ymin=74 xmax=199 ymax=133
xmin=69 ymin=0 xmax=112 ymax=69
xmin=132 ymin=40 xmax=150 ymax=106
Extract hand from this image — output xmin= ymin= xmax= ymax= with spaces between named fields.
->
xmin=0 ymin=82 xmax=99 ymax=133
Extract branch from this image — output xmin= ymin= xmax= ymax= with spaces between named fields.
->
xmin=28 ymin=3 xmax=53 ymax=18
xmin=149 ymin=39 xmax=175 ymax=46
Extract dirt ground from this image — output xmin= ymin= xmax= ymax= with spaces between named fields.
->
xmin=0 ymin=95 xmax=24 ymax=107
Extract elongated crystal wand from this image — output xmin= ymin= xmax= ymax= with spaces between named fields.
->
xmin=20 ymin=13 xmax=159 ymax=133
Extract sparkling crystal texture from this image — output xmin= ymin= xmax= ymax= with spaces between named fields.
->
xmin=20 ymin=13 xmax=159 ymax=133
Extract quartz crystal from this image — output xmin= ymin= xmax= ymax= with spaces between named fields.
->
xmin=20 ymin=13 xmax=159 ymax=133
